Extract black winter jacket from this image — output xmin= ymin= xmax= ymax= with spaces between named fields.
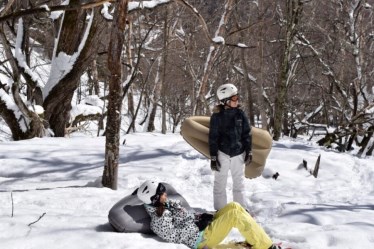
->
xmin=209 ymin=105 xmax=251 ymax=158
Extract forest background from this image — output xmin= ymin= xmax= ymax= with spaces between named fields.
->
xmin=1 ymin=0 xmax=374 ymax=190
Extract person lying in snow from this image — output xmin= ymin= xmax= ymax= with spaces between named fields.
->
xmin=137 ymin=180 xmax=282 ymax=249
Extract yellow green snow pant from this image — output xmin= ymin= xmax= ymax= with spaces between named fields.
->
xmin=197 ymin=202 xmax=273 ymax=249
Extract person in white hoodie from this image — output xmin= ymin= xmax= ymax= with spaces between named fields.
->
xmin=137 ymin=180 xmax=282 ymax=249
xmin=209 ymin=83 xmax=252 ymax=210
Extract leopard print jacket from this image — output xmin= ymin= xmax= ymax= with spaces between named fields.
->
xmin=144 ymin=199 xmax=201 ymax=249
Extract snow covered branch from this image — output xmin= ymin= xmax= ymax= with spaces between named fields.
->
xmin=0 ymin=1 xmax=111 ymax=23
xmin=43 ymin=10 xmax=95 ymax=100
xmin=14 ymin=18 xmax=44 ymax=89
xmin=128 ymin=0 xmax=171 ymax=12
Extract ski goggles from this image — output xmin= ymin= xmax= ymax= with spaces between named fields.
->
xmin=230 ymin=95 xmax=239 ymax=102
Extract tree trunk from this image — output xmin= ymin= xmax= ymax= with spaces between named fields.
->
xmin=44 ymin=5 xmax=106 ymax=137
xmin=240 ymin=53 xmax=255 ymax=125
xmin=147 ymin=103 xmax=157 ymax=132
xmin=126 ymin=85 xmax=146 ymax=134
xmin=161 ymin=6 xmax=170 ymax=134
xmin=273 ymin=55 xmax=289 ymax=140
xmin=88 ymin=59 xmax=100 ymax=96
xmin=0 ymin=97 xmax=26 ymax=140
xmin=127 ymin=87 xmax=135 ymax=132
xmin=258 ymin=0 xmax=269 ymax=130
xmin=273 ymin=0 xmax=303 ymax=141
xmin=147 ymin=59 xmax=162 ymax=132
xmin=102 ymin=0 xmax=129 ymax=190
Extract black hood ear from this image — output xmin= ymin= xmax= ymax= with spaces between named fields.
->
xmin=151 ymin=193 xmax=159 ymax=206
xmin=150 ymin=183 xmax=166 ymax=206
xmin=157 ymin=183 xmax=166 ymax=193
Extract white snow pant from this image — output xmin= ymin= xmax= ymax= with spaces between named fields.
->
xmin=213 ymin=150 xmax=246 ymax=210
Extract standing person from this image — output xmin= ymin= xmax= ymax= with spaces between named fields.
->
xmin=137 ymin=180 xmax=282 ymax=249
xmin=209 ymin=83 xmax=252 ymax=210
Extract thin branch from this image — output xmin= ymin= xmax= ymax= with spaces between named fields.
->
xmin=122 ymin=22 xmax=156 ymax=98
xmin=0 ymin=0 xmax=247 ymax=51
xmin=225 ymin=43 xmax=256 ymax=49
xmin=28 ymin=212 xmax=46 ymax=226
xmin=174 ymin=0 xmax=212 ymax=42
xmin=11 ymin=191 xmax=14 ymax=217
xmin=0 ymin=0 xmax=16 ymax=17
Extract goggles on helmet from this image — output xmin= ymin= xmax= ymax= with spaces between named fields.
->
xmin=230 ymin=95 xmax=239 ymax=102
xmin=223 ymin=95 xmax=239 ymax=104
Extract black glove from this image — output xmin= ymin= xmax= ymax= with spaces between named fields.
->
xmin=195 ymin=213 xmax=214 ymax=231
xmin=210 ymin=156 xmax=221 ymax=171
xmin=244 ymin=151 xmax=252 ymax=164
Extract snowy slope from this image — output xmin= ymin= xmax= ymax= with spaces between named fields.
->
xmin=0 ymin=132 xmax=373 ymax=249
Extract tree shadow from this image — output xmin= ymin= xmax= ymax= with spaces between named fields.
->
xmin=272 ymin=143 xmax=315 ymax=151
xmin=118 ymin=147 xmax=190 ymax=164
xmin=279 ymin=202 xmax=374 ymax=227
xmin=0 ymin=153 xmax=105 ymax=187
xmin=95 ymin=223 xmax=163 ymax=242
xmin=95 ymin=223 xmax=116 ymax=232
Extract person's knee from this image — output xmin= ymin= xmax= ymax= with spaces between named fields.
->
xmin=220 ymin=207 xmax=251 ymax=230
xmin=233 ymin=202 xmax=244 ymax=208
xmin=220 ymin=207 xmax=241 ymax=222
xmin=225 ymin=202 xmax=242 ymax=210
xmin=227 ymin=202 xmax=250 ymax=214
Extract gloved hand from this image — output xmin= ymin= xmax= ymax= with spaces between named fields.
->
xmin=195 ymin=213 xmax=214 ymax=231
xmin=210 ymin=156 xmax=221 ymax=171
xmin=244 ymin=151 xmax=252 ymax=164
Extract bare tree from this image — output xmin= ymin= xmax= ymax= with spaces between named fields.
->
xmin=273 ymin=0 xmax=303 ymax=141
xmin=192 ymin=0 xmax=235 ymax=115
xmin=102 ymin=0 xmax=129 ymax=190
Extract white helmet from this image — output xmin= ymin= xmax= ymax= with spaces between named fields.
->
xmin=137 ymin=180 xmax=165 ymax=204
xmin=217 ymin=83 xmax=238 ymax=102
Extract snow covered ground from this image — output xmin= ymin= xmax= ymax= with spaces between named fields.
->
xmin=0 ymin=132 xmax=373 ymax=249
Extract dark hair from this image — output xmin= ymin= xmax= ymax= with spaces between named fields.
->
xmin=152 ymin=192 xmax=166 ymax=217
xmin=156 ymin=204 xmax=165 ymax=217
xmin=150 ymin=183 xmax=167 ymax=217
xmin=150 ymin=183 xmax=166 ymax=205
